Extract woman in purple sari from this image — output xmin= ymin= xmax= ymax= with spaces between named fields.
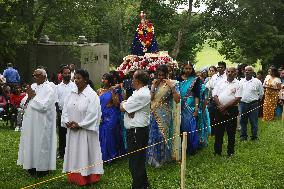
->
xmin=97 ymin=73 xmax=121 ymax=161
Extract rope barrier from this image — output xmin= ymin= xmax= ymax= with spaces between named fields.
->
xmin=21 ymin=103 xmax=265 ymax=188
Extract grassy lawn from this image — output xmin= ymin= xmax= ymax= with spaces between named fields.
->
xmin=195 ymin=42 xmax=232 ymax=70
xmin=0 ymin=119 xmax=283 ymax=189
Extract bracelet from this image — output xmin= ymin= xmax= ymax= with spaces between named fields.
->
xmin=151 ymin=87 xmax=157 ymax=93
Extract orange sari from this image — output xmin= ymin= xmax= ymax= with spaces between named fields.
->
xmin=263 ymin=76 xmax=281 ymax=121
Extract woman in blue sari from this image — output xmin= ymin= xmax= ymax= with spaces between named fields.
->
xmin=147 ymin=65 xmax=181 ymax=167
xmin=97 ymin=73 xmax=121 ymax=161
xmin=178 ymin=63 xmax=201 ymax=155
xmin=196 ymin=72 xmax=211 ymax=147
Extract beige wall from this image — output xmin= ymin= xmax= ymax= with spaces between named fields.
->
xmin=15 ymin=42 xmax=109 ymax=84
xmin=80 ymin=43 xmax=109 ymax=86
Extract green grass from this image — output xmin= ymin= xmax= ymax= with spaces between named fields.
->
xmin=195 ymin=42 xmax=233 ymax=70
xmin=0 ymin=120 xmax=283 ymax=188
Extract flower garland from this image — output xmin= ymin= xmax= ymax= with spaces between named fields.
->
xmin=137 ymin=22 xmax=154 ymax=52
xmin=116 ymin=53 xmax=178 ymax=78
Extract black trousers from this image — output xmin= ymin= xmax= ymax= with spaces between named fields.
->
xmin=57 ymin=111 xmax=66 ymax=158
xmin=126 ymin=127 xmax=149 ymax=189
xmin=208 ymin=99 xmax=217 ymax=135
xmin=214 ymin=106 xmax=239 ymax=155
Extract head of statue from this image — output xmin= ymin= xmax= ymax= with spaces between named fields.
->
xmin=140 ymin=11 xmax=147 ymax=26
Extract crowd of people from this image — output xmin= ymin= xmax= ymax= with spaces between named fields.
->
xmin=0 ymin=61 xmax=283 ymax=189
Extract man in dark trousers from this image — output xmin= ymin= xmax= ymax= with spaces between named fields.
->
xmin=213 ymin=67 xmax=242 ymax=157
xmin=206 ymin=61 xmax=227 ymax=135
xmin=120 ymin=70 xmax=151 ymax=189
xmin=56 ymin=66 xmax=76 ymax=158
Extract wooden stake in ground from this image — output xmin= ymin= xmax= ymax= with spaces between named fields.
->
xmin=181 ymin=132 xmax=187 ymax=189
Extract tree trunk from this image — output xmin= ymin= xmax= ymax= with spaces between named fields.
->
xmin=171 ymin=0 xmax=193 ymax=60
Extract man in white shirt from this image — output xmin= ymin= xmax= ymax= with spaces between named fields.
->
xmin=17 ymin=69 xmax=57 ymax=177
xmin=239 ymin=66 xmax=264 ymax=141
xmin=120 ymin=70 xmax=151 ymax=189
xmin=208 ymin=61 xmax=227 ymax=91
xmin=69 ymin=63 xmax=76 ymax=81
xmin=206 ymin=61 xmax=227 ymax=135
xmin=56 ymin=66 xmax=76 ymax=158
xmin=213 ymin=67 xmax=242 ymax=157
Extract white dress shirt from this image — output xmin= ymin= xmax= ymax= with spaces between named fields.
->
xmin=71 ymin=71 xmax=75 ymax=80
xmin=239 ymin=77 xmax=264 ymax=103
xmin=57 ymin=81 xmax=76 ymax=110
xmin=209 ymin=72 xmax=227 ymax=90
xmin=122 ymin=86 xmax=151 ymax=129
xmin=213 ymin=78 xmax=242 ymax=106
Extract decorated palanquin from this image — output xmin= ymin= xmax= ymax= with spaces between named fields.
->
xmin=117 ymin=11 xmax=177 ymax=77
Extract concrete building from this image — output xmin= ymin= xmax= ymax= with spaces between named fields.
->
xmin=15 ymin=39 xmax=109 ymax=85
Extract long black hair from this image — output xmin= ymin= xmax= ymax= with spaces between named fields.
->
xmin=109 ymin=70 xmax=121 ymax=84
xmin=270 ymin=66 xmax=280 ymax=77
xmin=156 ymin=64 xmax=169 ymax=75
xmin=180 ymin=62 xmax=196 ymax=76
xmin=102 ymin=73 xmax=115 ymax=86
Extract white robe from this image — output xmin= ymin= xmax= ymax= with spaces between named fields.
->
xmin=17 ymin=81 xmax=57 ymax=171
xmin=61 ymin=85 xmax=103 ymax=176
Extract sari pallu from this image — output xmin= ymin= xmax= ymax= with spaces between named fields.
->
xmin=197 ymin=84 xmax=210 ymax=147
xmin=179 ymin=77 xmax=199 ymax=154
xmin=147 ymin=82 xmax=180 ymax=167
xmin=99 ymin=90 xmax=123 ymax=161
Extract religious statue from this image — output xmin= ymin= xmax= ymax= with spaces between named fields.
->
xmin=131 ymin=11 xmax=159 ymax=56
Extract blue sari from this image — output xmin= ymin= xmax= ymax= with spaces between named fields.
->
xmin=197 ymin=84 xmax=211 ymax=147
xmin=147 ymin=83 xmax=177 ymax=167
xmin=179 ymin=77 xmax=199 ymax=154
xmin=99 ymin=90 xmax=122 ymax=161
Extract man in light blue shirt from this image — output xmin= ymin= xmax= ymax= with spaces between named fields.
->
xmin=3 ymin=63 xmax=20 ymax=84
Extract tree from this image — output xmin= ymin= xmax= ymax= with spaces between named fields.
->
xmin=0 ymin=0 xmax=23 ymax=65
xmin=0 ymin=0 xmax=208 ymax=68
xmin=202 ymin=0 xmax=284 ymax=68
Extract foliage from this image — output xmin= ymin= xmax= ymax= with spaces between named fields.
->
xmin=1 ymin=0 xmax=282 ymax=69
xmin=0 ymin=0 xmax=207 ymax=67
xmin=0 ymin=0 xmax=22 ymax=65
xmin=201 ymin=0 xmax=284 ymax=67
xmin=0 ymin=120 xmax=283 ymax=188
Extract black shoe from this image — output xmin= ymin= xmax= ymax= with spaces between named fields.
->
xmin=36 ymin=171 xmax=49 ymax=177
xmin=57 ymin=155 xmax=64 ymax=159
xmin=27 ymin=168 xmax=36 ymax=176
xmin=251 ymin=136 xmax=258 ymax=141
xmin=227 ymin=153 xmax=234 ymax=158
xmin=240 ymin=137 xmax=247 ymax=141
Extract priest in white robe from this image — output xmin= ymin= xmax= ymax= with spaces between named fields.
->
xmin=61 ymin=69 xmax=103 ymax=186
xmin=17 ymin=69 xmax=57 ymax=177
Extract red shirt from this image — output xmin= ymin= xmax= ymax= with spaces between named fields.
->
xmin=9 ymin=93 xmax=26 ymax=108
